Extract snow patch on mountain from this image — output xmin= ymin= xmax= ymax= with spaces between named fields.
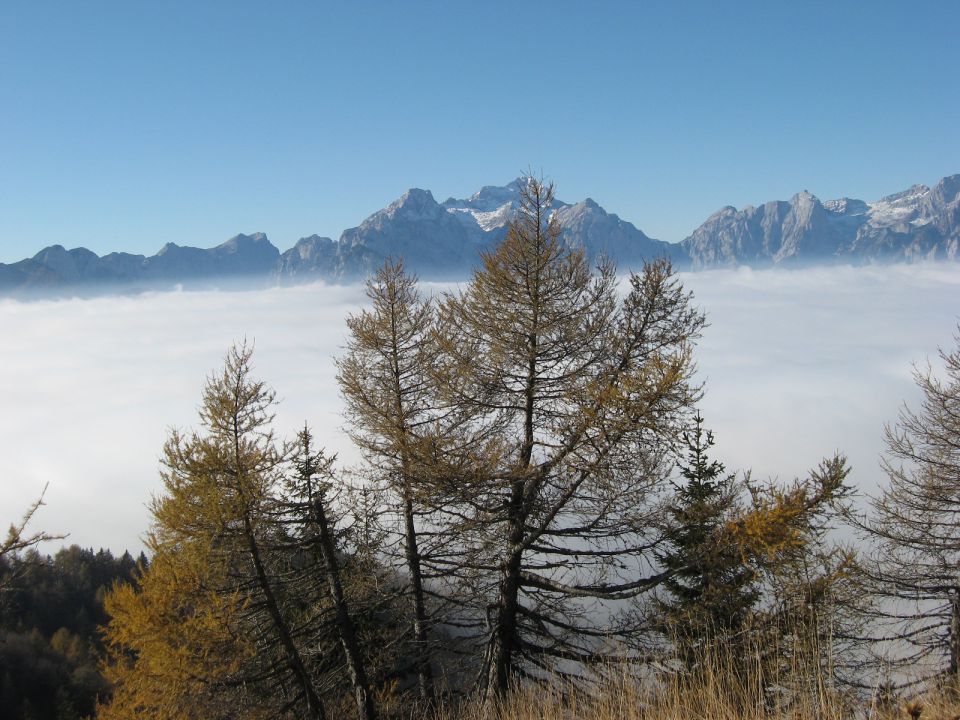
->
xmin=441 ymin=177 xmax=571 ymax=232
xmin=446 ymin=203 xmax=514 ymax=231
xmin=866 ymin=184 xmax=931 ymax=227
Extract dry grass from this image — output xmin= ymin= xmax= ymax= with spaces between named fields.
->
xmin=415 ymin=677 xmax=960 ymax=720
xmin=418 ymin=673 xmax=844 ymax=720
xmin=407 ymin=639 xmax=960 ymax=720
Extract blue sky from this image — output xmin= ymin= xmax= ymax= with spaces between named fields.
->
xmin=1 ymin=1 xmax=958 ymax=263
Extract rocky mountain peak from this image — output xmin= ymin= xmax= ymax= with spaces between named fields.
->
xmin=295 ymin=234 xmax=332 ymax=247
xmin=791 ymin=190 xmax=818 ymax=206
xmin=878 ymin=184 xmax=930 ymax=205
xmin=217 ymin=232 xmax=275 ymax=253
xmin=932 ymin=174 xmax=960 ymax=205
xmin=30 ymin=245 xmax=100 ymax=283
xmin=383 ymin=188 xmax=441 ymax=221
xmin=32 ymin=244 xmax=66 ymax=260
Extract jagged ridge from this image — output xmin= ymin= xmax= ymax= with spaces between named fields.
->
xmin=682 ymin=175 xmax=960 ymax=268
xmin=2 ymin=175 xmax=957 ymax=296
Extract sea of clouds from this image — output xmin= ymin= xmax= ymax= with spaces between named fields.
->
xmin=1 ymin=263 xmax=958 ymax=554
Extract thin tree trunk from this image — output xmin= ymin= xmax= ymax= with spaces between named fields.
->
xmin=951 ymin=587 xmax=960 ymax=680
xmin=230 ymin=400 xmax=327 ymax=720
xmin=243 ymin=514 xmax=327 ymax=720
xmin=403 ymin=488 xmax=435 ymax=702
xmin=312 ymin=496 xmax=378 ymax=720
xmin=388 ymin=303 xmax=436 ymax=704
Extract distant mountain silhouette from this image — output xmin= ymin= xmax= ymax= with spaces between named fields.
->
xmin=2 ymin=175 xmax=956 ymax=297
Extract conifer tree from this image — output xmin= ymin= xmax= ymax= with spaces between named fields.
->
xmin=857 ymin=328 xmax=960 ymax=684
xmin=101 ymin=344 xmax=328 ymax=719
xmin=284 ymin=427 xmax=377 ymax=720
xmin=658 ymin=426 xmax=858 ymax=694
xmin=655 ymin=414 xmax=758 ymax=665
xmin=336 ymin=259 xmax=447 ymax=704
xmin=430 ymin=176 xmax=706 ymax=697
xmin=99 ymin=541 xmax=264 ymax=720
xmin=734 ymin=455 xmax=860 ymax=695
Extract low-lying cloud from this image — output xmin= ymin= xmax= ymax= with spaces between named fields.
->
xmin=1 ymin=264 xmax=958 ymax=554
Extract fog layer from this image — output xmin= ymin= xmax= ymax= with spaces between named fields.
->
xmin=1 ymin=264 xmax=957 ymax=553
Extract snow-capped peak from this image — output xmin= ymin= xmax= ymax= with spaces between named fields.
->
xmin=377 ymin=188 xmax=441 ymax=222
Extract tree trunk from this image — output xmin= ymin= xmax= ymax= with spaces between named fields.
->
xmin=950 ymin=587 xmax=960 ymax=681
xmin=389 ymin=310 xmax=435 ymax=705
xmin=487 ymin=511 xmax=525 ymax=698
xmin=312 ymin=496 xmax=378 ymax=720
xmin=403 ymin=489 xmax=435 ymax=703
xmin=487 ymin=324 xmax=538 ymax=697
xmin=243 ymin=514 xmax=327 ymax=720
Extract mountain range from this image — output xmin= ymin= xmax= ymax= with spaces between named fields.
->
xmin=2 ymin=175 xmax=957 ymax=296
xmin=683 ymin=175 xmax=960 ymax=268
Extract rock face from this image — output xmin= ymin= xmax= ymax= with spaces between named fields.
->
xmin=553 ymin=198 xmax=684 ymax=267
xmin=1 ymin=175 xmax=957 ymax=296
xmin=277 ymin=179 xmax=681 ymax=283
xmin=683 ymin=175 xmax=960 ymax=268
xmin=334 ymin=188 xmax=481 ymax=278
xmin=275 ymin=235 xmax=337 ymax=281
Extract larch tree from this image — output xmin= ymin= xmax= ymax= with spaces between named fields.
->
xmin=858 ymin=328 xmax=960 ymax=685
xmin=736 ymin=456 xmax=861 ymax=696
xmin=98 ymin=540 xmax=264 ymax=720
xmin=335 ymin=260 xmax=441 ymax=704
xmin=100 ymin=344 xmax=329 ymax=719
xmin=653 ymin=421 xmax=859 ymax=696
xmin=429 ymin=176 xmax=706 ymax=698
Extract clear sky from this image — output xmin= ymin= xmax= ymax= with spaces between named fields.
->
xmin=1 ymin=0 xmax=958 ymax=263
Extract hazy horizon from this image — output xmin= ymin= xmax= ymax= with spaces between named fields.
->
xmin=2 ymin=263 xmax=957 ymax=555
